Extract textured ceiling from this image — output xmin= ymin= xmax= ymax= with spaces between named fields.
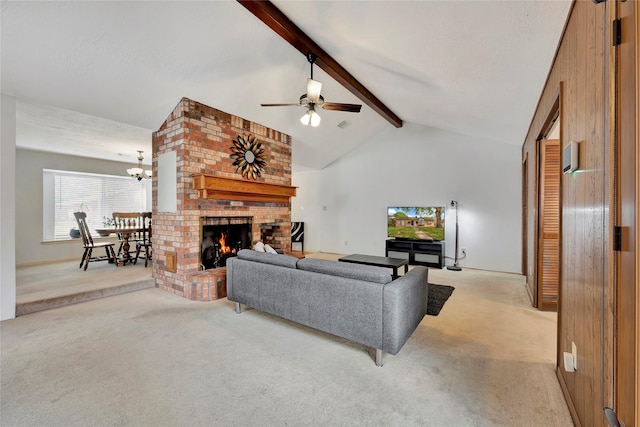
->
xmin=1 ymin=1 xmax=572 ymax=170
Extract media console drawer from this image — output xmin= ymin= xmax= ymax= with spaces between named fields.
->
xmin=414 ymin=253 xmax=439 ymax=264
xmin=385 ymin=239 xmax=445 ymax=269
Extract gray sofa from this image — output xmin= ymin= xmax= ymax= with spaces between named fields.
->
xmin=226 ymin=250 xmax=429 ymax=366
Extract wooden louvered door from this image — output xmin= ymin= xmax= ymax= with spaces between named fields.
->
xmin=537 ymin=139 xmax=560 ymax=311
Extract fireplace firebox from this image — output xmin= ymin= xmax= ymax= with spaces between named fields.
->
xmin=200 ymin=217 xmax=252 ymax=269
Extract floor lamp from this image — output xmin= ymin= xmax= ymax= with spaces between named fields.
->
xmin=447 ymin=200 xmax=462 ymax=271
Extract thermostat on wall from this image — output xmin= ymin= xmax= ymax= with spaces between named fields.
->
xmin=563 ymin=141 xmax=579 ymax=174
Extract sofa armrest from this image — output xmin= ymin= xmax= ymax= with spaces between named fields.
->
xmin=226 ymin=257 xmax=236 ymax=301
xmin=382 ymin=266 xmax=429 ymax=355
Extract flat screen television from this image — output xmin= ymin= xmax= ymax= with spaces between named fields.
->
xmin=387 ymin=206 xmax=445 ymax=241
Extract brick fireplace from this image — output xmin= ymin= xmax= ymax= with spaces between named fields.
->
xmin=152 ymin=98 xmax=296 ymax=301
xmin=201 ymin=216 xmax=252 ymax=269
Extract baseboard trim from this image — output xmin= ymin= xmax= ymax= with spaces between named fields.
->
xmin=556 ymin=366 xmax=582 ymax=427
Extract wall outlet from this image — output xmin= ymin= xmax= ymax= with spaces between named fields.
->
xmin=461 ymin=248 xmax=467 ymax=257
xmin=344 ymin=240 xmax=348 ymax=246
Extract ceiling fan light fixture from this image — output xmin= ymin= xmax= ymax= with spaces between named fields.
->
xmin=262 ymin=52 xmax=361 ymax=122
xmin=300 ymin=104 xmax=321 ymax=127
xmin=310 ymin=110 xmax=321 ymax=127
xmin=300 ymin=110 xmax=312 ymax=126
xmin=307 ymin=78 xmax=322 ymax=103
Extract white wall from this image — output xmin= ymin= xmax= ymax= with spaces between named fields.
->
xmin=1 ymin=95 xmax=17 ymax=320
xmin=15 ymin=149 xmax=150 ymax=265
xmin=292 ymin=122 xmax=522 ymax=273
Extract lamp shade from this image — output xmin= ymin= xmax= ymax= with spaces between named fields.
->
xmin=127 ymin=167 xmax=143 ymax=176
xmin=310 ymin=111 xmax=321 ymax=127
xmin=300 ymin=105 xmax=321 ymax=127
xmin=300 ymin=111 xmax=311 ymax=126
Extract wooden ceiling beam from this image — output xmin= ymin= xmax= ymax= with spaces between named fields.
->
xmin=237 ymin=0 xmax=403 ymax=128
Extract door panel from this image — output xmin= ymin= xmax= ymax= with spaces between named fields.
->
xmin=538 ymin=139 xmax=560 ymax=310
xmin=614 ymin=0 xmax=637 ymax=423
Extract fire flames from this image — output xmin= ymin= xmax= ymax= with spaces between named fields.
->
xmin=218 ymin=233 xmax=232 ymax=254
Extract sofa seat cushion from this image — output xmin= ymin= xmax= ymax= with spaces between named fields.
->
xmin=237 ymin=249 xmax=298 ymax=269
xmin=296 ymin=258 xmax=392 ymax=284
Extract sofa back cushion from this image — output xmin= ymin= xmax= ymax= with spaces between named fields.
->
xmin=296 ymin=258 xmax=392 ymax=284
xmin=236 ymin=249 xmax=298 ymax=269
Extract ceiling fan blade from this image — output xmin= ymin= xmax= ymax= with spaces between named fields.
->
xmin=260 ymin=103 xmax=300 ymax=107
xmin=321 ymin=102 xmax=362 ymax=113
xmin=307 ymin=78 xmax=322 ymax=103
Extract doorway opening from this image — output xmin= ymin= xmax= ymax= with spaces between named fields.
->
xmin=523 ymin=90 xmax=562 ymax=312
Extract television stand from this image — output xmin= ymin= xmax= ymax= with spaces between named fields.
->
xmin=385 ymin=239 xmax=445 ymax=269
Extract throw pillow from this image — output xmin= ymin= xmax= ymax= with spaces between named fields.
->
xmin=264 ymin=244 xmax=278 ymax=254
xmin=254 ymin=241 xmax=266 ymax=252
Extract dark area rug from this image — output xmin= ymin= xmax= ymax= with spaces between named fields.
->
xmin=427 ymin=283 xmax=455 ymax=316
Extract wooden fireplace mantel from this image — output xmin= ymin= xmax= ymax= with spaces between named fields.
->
xmin=192 ymin=174 xmax=297 ymax=203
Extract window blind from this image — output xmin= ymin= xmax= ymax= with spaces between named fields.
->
xmin=43 ymin=169 xmax=151 ymax=240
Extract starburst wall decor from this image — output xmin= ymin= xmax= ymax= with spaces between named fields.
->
xmin=230 ymin=134 xmax=267 ymax=180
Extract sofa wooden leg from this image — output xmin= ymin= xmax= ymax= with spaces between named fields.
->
xmin=376 ymin=349 xmax=383 ymax=367
xmin=235 ymin=302 xmax=242 ymax=314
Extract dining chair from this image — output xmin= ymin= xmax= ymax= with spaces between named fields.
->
xmin=134 ymin=212 xmax=152 ymax=267
xmin=74 ymin=212 xmax=117 ymax=270
xmin=112 ymin=212 xmax=143 ymax=257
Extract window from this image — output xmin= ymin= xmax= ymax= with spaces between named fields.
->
xmin=43 ymin=169 xmax=151 ymax=240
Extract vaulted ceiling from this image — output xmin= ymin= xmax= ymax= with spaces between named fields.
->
xmin=1 ymin=1 xmax=572 ymax=170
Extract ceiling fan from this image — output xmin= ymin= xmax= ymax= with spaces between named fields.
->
xmin=261 ymin=53 xmax=362 ymax=127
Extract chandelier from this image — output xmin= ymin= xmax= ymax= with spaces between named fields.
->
xmin=127 ymin=150 xmax=152 ymax=181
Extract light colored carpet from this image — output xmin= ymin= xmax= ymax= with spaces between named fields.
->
xmin=1 ymin=260 xmax=572 ymax=426
xmin=16 ymin=260 xmax=153 ymax=304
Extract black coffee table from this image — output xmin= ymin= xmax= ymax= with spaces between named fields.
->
xmin=338 ymin=254 xmax=409 ymax=280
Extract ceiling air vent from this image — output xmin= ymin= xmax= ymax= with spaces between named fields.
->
xmin=337 ymin=120 xmax=351 ymax=129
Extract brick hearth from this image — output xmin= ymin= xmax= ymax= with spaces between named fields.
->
xmin=152 ymin=98 xmax=295 ymax=301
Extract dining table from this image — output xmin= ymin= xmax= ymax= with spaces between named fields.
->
xmin=94 ymin=226 xmax=144 ymax=265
